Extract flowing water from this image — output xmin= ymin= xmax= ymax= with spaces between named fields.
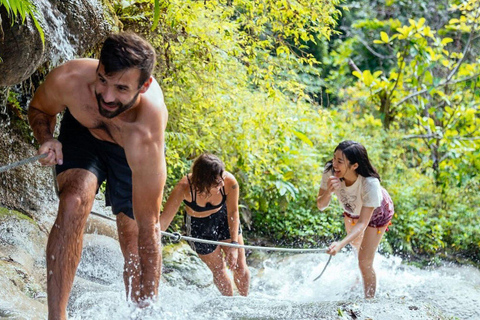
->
xmin=2 ymin=4 xmax=479 ymax=319
xmin=66 ymin=233 xmax=480 ymax=320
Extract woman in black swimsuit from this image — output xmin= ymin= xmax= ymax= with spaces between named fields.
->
xmin=160 ymin=153 xmax=250 ymax=296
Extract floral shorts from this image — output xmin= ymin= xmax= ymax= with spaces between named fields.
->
xmin=343 ymin=188 xmax=394 ymax=228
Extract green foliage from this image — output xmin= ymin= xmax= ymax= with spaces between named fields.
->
xmin=0 ymin=0 xmax=45 ymax=46
xmin=111 ymin=0 xmax=480 ymax=262
xmin=3 ymin=89 xmax=32 ymax=142
xmin=332 ymin=1 xmax=480 ymax=192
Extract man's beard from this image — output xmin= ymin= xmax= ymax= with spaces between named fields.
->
xmin=96 ymin=90 xmax=140 ymax=119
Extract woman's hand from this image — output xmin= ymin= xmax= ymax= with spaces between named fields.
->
xmin=226 ymin=245 xmax=239 ymax=269
xmin=326 ymin=241 xmax=343 ymax=256
xmin=327 ymin=176 xmax=341 ymax=192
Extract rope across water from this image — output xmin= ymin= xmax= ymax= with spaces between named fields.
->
xmin=89 ymin=211 xmax=328 ymax=253
xmin=0 ymin=153 xmax=47 ymax=173
xmin=2 ymin=154 xmax=331 ymax=280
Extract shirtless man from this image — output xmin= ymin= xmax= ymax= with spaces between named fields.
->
xmin=27 ymin=32 xmax=167 ymax=319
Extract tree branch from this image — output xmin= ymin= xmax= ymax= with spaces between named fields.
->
xmin=445 ymin=29 xmax=474 ymax=82
xmin=403 ymin=134 xmax=441 ymax=140
xmin=348 ymin=59 xmax=361 ymax=74
xmin=396 ymin=73 xmax=480 ymax=106
xmin=355 ymin=36 xmax=395 ymax=60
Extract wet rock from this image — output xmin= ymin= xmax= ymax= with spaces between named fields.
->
xmin=162 ymin=242 xmax=213 ymax=289
xmin=77 ymin=234 xmax=123 ymax=285
xmin=0 ymin=211 xmax=47 ymax=319
xmin=0 ymin=0 xmax=115 ymax=87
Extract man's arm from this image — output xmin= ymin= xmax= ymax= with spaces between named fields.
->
xmin=28 ymin=66 xmax=67 ymax=165
xmin=125 ymin=124 xmax=166 ymax=300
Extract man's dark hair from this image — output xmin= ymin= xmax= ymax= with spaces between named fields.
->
xmin=191 ymin=153 xmax=225 ymax=196
xmin=99 ymin=32 xmax=156 ymax=88
xmin=325 ymin=140 xmax=381 ymax=181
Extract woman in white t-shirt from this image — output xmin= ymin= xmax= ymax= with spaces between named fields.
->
xmin=317 ymin=140 xmax=394 ymax=298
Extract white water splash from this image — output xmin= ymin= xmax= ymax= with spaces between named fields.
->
xmin=66 ymin=242 xmax=480 ymax=320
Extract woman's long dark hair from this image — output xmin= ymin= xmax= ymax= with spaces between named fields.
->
xmin=191 ymin=153 xmax=225 ymax=195
xmin=324 ymin=140 xmax=381 ymax=181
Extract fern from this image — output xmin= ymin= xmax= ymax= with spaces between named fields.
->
xmin=0 ymin=0 xmax=45 ymax=45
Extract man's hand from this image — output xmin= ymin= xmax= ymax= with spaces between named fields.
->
xmin=38 ymin=139 xmax=63 ymax=166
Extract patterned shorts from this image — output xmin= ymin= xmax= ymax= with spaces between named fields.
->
xmin=343 ymin=188 xmax=394 ymax=228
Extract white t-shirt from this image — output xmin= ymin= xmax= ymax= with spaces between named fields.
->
xmin=320 ymin=172 xmax=383 ymax=217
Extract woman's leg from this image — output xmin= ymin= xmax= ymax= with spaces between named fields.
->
xmin=358 ymin=224 xmax=388 ymax=298
xmin=343 ymin=216 xmax=363 ymax=251
xmin=198 ymin=246 xmax=233 ymax=296
xmin=221 ymin=235 xmax=250 ymax=296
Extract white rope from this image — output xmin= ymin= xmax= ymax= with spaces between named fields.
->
xmin=0 ymin=153 xmax=47 ymax=173
xmin=161 ymin=231 xmax=328 ymax=253
xmin=3 ymin=155 xmax=328 ymax=254
xmin=89 ymin=211 xmax=327 ymax=253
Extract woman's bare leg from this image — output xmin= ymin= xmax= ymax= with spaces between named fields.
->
xmin=199 ymin=246 xmax=233 ymax=296
xmin=221 ymin=235 xmax=250 ymax=296
xmin=358 ymin=225 xmax=388 ymax=298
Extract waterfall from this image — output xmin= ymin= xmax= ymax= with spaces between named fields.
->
xmin=35 ymin=0 xmax=76 ymax=66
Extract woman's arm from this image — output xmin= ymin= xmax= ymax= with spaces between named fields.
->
xmin=159 ymin=177 xmax=187 ymax=231
xmin=327 ymin=206 xmax=375 ymax=255
xmin=224 ymin=172 xmax=240 ymax=268
xmin=225 ymin=173 xmax=240 ymax=243
xmin=317 ymin=188 xmax=332 ymax=211
xmin=317 ymin=176 xmax=340 ymax=210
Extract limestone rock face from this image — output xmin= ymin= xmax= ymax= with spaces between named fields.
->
xmin=0 ymin=119 xmax=58 ymax=221
xmin=0 ymin=0 xmax=114 ymax=86
xmin=0 ymin=6 xmax=44 ymax=87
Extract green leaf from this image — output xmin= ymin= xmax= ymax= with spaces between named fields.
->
xmin=380 ymin=31 xmax=389 ymax=43
xmin=441 ymin=37 xmax=453 ymax=46
xmin=151 ymin=0 xmax=160 ymax=31
xmin=292 ymin=130 xmax=314 ymax=147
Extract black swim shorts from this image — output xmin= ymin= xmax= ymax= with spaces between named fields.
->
xmin=55 ymin=109 xmax=134 ymax=219
xmin=185 ymin=203 xmax=242 ymax=255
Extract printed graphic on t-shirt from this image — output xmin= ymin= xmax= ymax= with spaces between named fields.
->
xmin=339 ymin=189 xmax=357 ymax=214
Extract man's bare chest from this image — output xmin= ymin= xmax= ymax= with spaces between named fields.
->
xmin=67 ymin=102 xmax=125 ymax=146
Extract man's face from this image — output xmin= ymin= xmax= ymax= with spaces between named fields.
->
xmin=95 ymin=63 xmax=143 ymax=119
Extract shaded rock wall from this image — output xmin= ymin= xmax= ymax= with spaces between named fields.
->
xmin=0 ymin=0 xmax=118 ymax=218
xmin=0 ymin=0 xmax=115 ymax=87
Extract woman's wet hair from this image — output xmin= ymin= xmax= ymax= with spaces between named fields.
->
xmin=99 ymin=32 xmax=156 ymax=88
xmin=325 ymin=140 xmax=381 ymax=180
xmin=191 ymin=153 xmax=225 ymax=195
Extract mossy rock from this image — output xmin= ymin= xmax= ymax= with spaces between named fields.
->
xmin=0 ymin=206 xmax=35 ymax=223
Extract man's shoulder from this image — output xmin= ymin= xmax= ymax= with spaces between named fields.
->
xmin=136 ymin=81 xmax=167 ymax=129
xmin=141 ymin=78 xmax=166 ymax=111
xmin=47 ymin=59 xmax=98 ymax=86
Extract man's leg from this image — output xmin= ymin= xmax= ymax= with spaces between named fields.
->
xmin=47 ymin=169 xmax=97 ymax=320
xmin=116 ymin=213 xmax=141 ymax=303
xmin=116 ymin=212 xmax=162 ymax=305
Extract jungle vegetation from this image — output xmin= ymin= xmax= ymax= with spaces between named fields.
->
xmin=4 ymin=0 xmax=480 ymax=264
